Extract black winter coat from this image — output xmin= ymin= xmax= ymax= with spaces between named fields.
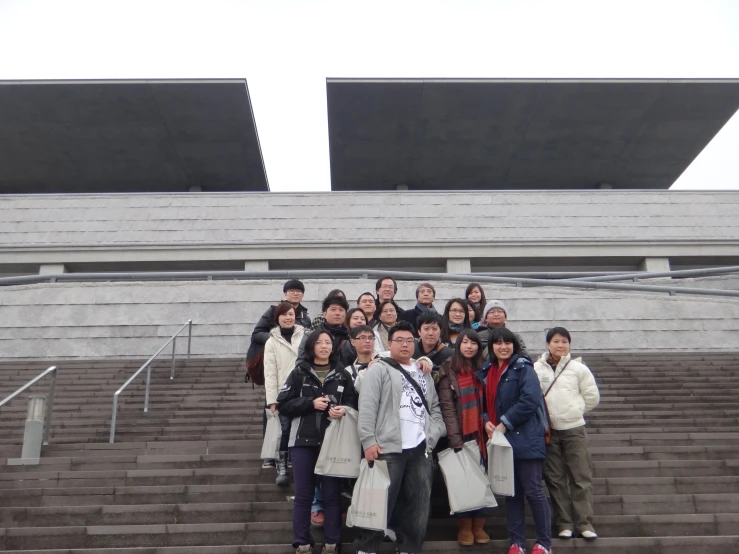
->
xmin=276 ymin=360 xmax=358 ymax=448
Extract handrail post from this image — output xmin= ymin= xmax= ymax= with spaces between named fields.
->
xmin=42 ymin=368 xmax=57 ymax=445
xmin=170 ymin=337 xmax=177 ymax=380
xmin=187 ymin=320 xmax=192 ymax=360
xmin=144 ymin=364 xmax=152 ymax=413
xmin=110 ymin=393 xmax=119 ymax=443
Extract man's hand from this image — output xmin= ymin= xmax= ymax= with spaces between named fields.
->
xmin=313 ymin=396 xmax=330 ymax=411
xmin=328 ymin=406 xmax=346 ymax=418
xmin=269 ymin=403 xmax=277 ymax=414
xmin=417 ymin=358 xmax=432 ymax=375
xmin=364 ymin=445 xmax=383 ymax=461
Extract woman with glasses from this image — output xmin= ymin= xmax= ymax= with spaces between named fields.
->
xmin=440 ymin=298 xmax=472 ymax=346
xmin=373 ymin=300 xmax=398 ymax=352
xmin=277 ymin=330 xmax=358 ymax=554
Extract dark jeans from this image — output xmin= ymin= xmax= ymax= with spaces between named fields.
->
xmin=278 ymin=412 xmax=291 ymax=452
xmin=291 ymin=446 xmax=342 ymax=548
xmin=506 ymin=458 xmax=552 ymax=550
xmin=354 ymin=442 xmax=434 ymax=554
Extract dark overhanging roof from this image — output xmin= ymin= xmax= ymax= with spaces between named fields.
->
xmin=327 ymin=78 xmax=739 ymax=191
xmin=0 ymin=79 xmax=268 ymax=193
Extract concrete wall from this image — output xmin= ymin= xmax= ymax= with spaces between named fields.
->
xmin=1 ymin=278 xmax=738 ymax=360
xmin=2 ymin=191 xmax=739 ymax=272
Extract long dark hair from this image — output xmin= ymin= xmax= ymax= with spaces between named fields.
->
xmin=452 ymin=329 xmax=483 ymax=371
xmin=441 ymin=298 xmax=471 ymax=344
xmin=465 ymin=283 xmax=487 ymax=310
xmin=302 ymin=330 xmax=338 ymax=366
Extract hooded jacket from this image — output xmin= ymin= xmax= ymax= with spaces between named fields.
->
xmin=533 ymin=352 xmax=600 ymax=431
xmin=357 ymin=357 xmax=446 ymax=455
xmin=263 ymin=325 xmax=306 ymax=406
xmin=477 ymin=354 xmax=546 ymax=460
xmin=276 ymin=360 xmax=358 ymax=448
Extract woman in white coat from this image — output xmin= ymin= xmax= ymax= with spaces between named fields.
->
xmin=534 ymin=327 xmax=600 ymax=542
xmin=264 ymin=301 xmax=306 ymax=487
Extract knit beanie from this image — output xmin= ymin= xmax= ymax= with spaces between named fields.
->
xmin=482 ymin=300 xmax=508 ymax=320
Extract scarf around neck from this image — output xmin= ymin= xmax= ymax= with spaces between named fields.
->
xmin=416 ymin=302 xmax=437 ymax=314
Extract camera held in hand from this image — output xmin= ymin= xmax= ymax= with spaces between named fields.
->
xmin=325 ymin=394 xmax=339 ymax=410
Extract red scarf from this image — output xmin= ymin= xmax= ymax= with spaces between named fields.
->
xmin=456 ymin=365 xmax=486 ymax=459
xmin=485 ymin=360 xmax=509 ymax=426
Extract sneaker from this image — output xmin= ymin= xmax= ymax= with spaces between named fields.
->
xmin=295 ymin=546 xmax=312 ymax=554
xmin=321 ymin=544 xmax=338 ymax=554
xmin=580 ymin=529 xmax=598 ymax=540
xmin=532 ymin=545 xmax=552 ymax=554
xmin=508 ymin=546 xmax=526 ymax=554
xmin=558 ymin=529 xmax=573 ymax=539
xmin=261 ymin=459 xmax=276 ymax=469
xmin=310 ymin=510 xmax=324 ymax=527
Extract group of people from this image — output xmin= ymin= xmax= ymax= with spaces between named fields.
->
xmin=247 ymin=277 xmax=601 ymax=554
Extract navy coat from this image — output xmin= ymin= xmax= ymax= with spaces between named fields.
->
xmin=477 ymin=354 xmax=547 ymax=460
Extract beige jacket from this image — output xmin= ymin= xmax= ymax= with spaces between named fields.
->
xmin=264 ymin=325 xmax=306 ymax=406
xmin=534 ymin=352 xmax=600 ymax=431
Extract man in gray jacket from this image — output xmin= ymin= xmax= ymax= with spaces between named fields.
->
xmin=354 ymin=320 xmax=446 ymax=554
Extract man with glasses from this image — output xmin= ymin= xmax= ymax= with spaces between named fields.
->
xmin=355 ymin=321 xmax=445 ymax=554
xmin=346 ymin=325 xmax=377 ymax=379
xmin=373 ymin=276 xmax=405 ymax=320
xmin=249 ymin=279 xmax=311 ymax=357
xmin=478 ymin=300 xmax=529 ymax=359
xmin=399 ymin=282 xmax=437 ymax=334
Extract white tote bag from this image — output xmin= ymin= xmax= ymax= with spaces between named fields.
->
xmin=260 ymin=408 xmax=281 ymax=460
xmin=487 ymin=430 xmax=515 ymax=497
xmin=438 ymin=440 xmax=498 ymax=514
xmin=346 ymin=459 xmax=391 ymax=531
xmin=314 ymin=407 xmax=362 ymax=478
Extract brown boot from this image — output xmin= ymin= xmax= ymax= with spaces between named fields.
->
xmin=472 ymin=517 xmax=490 ymax=544
xmin=457 ymin=517 xmax=474 ymax=546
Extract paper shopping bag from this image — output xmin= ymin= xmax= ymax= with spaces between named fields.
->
xmin=260 ymin=408 xmax=281 ymax=460
xmin=315 ymin=407 xmax=362 ymax=478
xmin=487 ymin=430 xmax=515 ymax=496
xmin=346 ymin=459 xmax=390 ymax=531
xmin=438 ymin=440 xmax=498 ymax=514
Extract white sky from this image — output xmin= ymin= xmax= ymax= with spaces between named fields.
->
xmin=1 ymin=0 xmax=738 ymax=192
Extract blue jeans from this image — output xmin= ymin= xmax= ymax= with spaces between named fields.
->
xmin=354 ymin=442 xmax=434 ymax=554
xmin=506 ymin=459 xmax=552 ymax=550
xmin=311 ymin=483 xmax=323 ymax=512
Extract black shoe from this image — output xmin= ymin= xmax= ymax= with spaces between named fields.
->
xmin=276 ymin=451 xmax=290 ymax=487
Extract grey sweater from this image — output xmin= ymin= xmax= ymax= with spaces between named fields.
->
xmin=357 ymin=359 xmax=446 ymax=455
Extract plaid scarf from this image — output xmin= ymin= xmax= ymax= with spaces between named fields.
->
xmin=457 ymin=363 xmax=486 ymax=459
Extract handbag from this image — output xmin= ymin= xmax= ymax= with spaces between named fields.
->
xmin=486 ymin=429 xmax=515 ymax=496
xmin=438 ymin=440 xmax=497 ymax=513
xmin=245 ymin=351 xmax=265 ymax=387
xmin=260 ymin=408 xmax=281 ymax=459
xmin=346 ymin=459 xmax=391 ymax=531
xmin=315 ymin=407 xmax=362 ymax=478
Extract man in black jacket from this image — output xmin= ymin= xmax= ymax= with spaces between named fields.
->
xmin=373 ymin=276 xmax=405 ymax=320
xmin=413 ymin=312 xmax=454 ymax=376
xmin=399 ymin=282 xmax=437 ymax=334
xmin=298 ymin=294 xmax=354 ymax=367
xmin=247 ymin=279 xmax=311 ymax=360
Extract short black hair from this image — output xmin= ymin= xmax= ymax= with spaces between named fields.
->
xmin=283 ymin=279 xmax=305 ymax=293
xmin=327 ymin=288 xmax=345 ymax=299
xmin=322 ymin=294 xmax=350 ymax=313
xmin=303 ymin=329 xmax=338 ymax=365
xmin=489 ymin=327 xmax=522 ymax=357
xmin=417 ymin=311 xmax=443 ymax=330
xmin=375 ymin=276 xmax=398 ymax=294
xmin=546 ymin=327 xmax=572 ymax=344
xmin=357 ymin=291 xmax=375 ymax=304
xmin=388 ymin=320 xmax=415 ymax=341
xmin=350 ymin=324 xmax=374 ymax=339
xmin=453 ymin=329 xmax=484 ymax=369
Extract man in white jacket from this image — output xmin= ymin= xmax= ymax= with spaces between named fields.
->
xmin=534 ymin=327 xmax=600 ymax=542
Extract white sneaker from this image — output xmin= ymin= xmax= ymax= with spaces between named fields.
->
xmin=558 ymin=529 xmax=573 ymax=539
xmin=581 ymin=529 xmax=598 ymax=540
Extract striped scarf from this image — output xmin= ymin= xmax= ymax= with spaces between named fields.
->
xmin=457 ymin=364 xmax=486 ymax=459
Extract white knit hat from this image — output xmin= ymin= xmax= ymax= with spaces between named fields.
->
xmin=482 ymin=300 xmax=507 ymax=320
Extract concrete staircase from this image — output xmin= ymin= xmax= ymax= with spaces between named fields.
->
xmin=0 ymin=353 xmax=738 ymax=553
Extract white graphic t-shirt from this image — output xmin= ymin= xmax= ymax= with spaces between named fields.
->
xmin=398 ymin=363 xmax=428 ymax=449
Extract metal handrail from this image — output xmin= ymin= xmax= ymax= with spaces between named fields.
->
xmin=109 ymin=320 xmax=192 ymax=443
xmin=0 ymin=366 xmax=57 ymax=445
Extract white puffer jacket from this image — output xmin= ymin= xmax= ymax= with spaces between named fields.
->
xmin=534 ymin=352 xmax=600 ymax=431
xmin=264 ymin=325 xmax=306 ymax=406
